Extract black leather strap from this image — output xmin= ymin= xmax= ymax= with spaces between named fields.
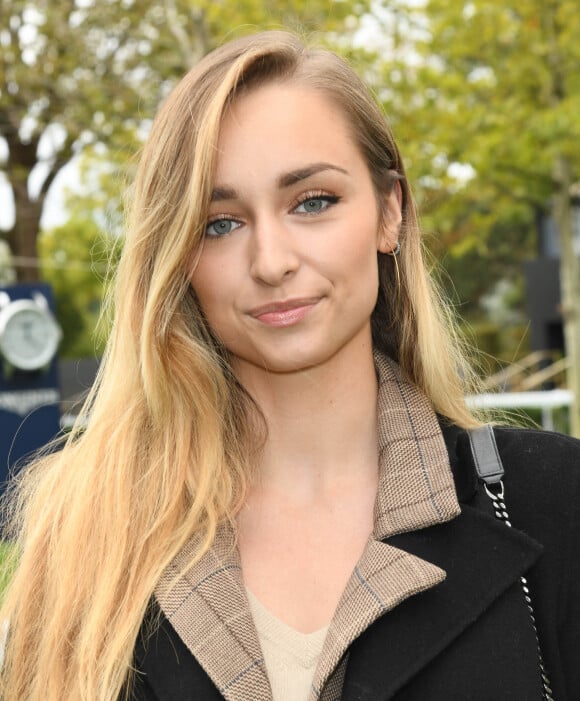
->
xmin=467 ymin=424 xmax=505 ymax=485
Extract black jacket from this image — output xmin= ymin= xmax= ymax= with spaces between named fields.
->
xmin=131 ymin=425 xmax=580 ymax=700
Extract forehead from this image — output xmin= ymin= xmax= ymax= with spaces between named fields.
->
xmin=213 ymin=83 xmax=364 ymax=183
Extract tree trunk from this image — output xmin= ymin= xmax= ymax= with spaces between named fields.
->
xmin=553 ymin=155 xmax=580 ymax=436
xmin=7 ymin=179 xmax=43 ymax=283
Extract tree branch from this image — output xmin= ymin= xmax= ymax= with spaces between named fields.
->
xmin=40 ymin=139 xmax=75 ymax=198
xmin=164 ymin=0 xmax=210 ymax=67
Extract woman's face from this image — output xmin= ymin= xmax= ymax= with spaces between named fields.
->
xmin=189 ymin=82 xmax=401 ymax=378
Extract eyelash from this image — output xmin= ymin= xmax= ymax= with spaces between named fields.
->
xmin=290 ymin=190 xmax=341 ymax=214
xmin=205 ymin=190 xmax=341 ymax=237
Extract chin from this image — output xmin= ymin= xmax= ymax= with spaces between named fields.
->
xmin=232 ymin=340 xmax=354 ymax=377
xmin=247 ymin=354 xmax=324 ymax=375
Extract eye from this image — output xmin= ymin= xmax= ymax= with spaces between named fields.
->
xmin=205 ymin=218 xmax=242 ymax=237
xmin=293 ymin=193 xmax=340 ymax=215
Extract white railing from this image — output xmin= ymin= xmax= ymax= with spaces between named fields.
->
xmin=467 ymin=389 xmax=573 ymax=431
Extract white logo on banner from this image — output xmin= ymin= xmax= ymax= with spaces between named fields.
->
xmin=0 ymin=389 xmax=60 ymax=417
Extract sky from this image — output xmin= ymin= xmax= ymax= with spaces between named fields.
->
xmin=0 ymin=126 xmax=74 ymax=232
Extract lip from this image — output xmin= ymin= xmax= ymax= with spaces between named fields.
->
xmin=249 ymin=297 xmax=321 ymax=327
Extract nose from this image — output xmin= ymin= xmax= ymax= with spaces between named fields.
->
xmin=248 ymin=216 xmax=300 ymax=286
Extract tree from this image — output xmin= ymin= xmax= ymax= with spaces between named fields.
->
xmin=369 ymin=0 xmax=580 ymax=430
xmin=1 ymin=0 xmax=370 ymax=282
xmin=38 ymin=214 xmax=121 ymax=357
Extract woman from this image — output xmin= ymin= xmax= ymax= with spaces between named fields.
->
xmin=1 ymin=31 xmax=578 ymax=701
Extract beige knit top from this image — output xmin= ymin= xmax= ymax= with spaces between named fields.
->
xmin=247 ymin=588 xmax=329 ymax=701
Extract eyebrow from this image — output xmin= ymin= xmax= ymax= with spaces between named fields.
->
xmin=277 ymin=162 xmax=349 ymax=188
xmin=210 ymin=162 xmax=349 ymax=202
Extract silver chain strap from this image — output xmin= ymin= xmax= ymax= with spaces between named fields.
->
xmin=484 ymin=481 xmax=555 ymax=701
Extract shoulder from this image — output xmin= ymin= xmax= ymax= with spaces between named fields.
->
xmin=443 ymin=421 xmax=580 ymax=496
xmin=492 ymin=426 xmax=580 ymax=542
xmin=492 ymin=424 xmax=580 ymax=471
xmin=490 ymin=426 xmax=580 ymax=509
xmin=442 ymin=421 xmax=580 ymax=536
xmin=451 ymin=424 xmax=580 ymax=560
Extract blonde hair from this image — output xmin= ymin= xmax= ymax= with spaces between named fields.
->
xmin=0 ymin=30 xmax=480 ymax=701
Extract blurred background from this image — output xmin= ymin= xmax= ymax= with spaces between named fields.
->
xmin=1 ymin=0 xmax=580 ymax=464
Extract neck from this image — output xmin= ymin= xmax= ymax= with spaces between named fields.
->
xmin=235 ymin=340 xmax=379 ymax=495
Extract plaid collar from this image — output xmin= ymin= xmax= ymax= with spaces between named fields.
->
xmin=155 ymin=353 xmax=461 ymax=701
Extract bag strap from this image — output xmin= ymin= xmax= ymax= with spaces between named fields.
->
xmin=467 ymin=423 xmax=504 ymax=484
xmin=466 ymin=426 xmax=554 ymax=701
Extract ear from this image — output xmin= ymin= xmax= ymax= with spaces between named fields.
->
xmin=377 ymin=181 xmax=403 ymax=254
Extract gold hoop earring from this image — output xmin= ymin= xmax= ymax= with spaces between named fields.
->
xmin=392 ymin=252 xmax=401 ymax=304
xmin=382 ymin=246 xmax=401 ymax=331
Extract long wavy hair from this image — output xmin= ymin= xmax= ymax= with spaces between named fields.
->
xmin=0 ymin=30 xmax=480 ymax=701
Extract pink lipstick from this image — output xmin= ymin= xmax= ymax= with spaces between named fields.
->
xmin=250 ymin=298 xmax=320 ymax=327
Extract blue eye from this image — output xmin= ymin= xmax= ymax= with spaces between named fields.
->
xmin=294 ymin=195 xmax=340 ymax=215
xmin=205 ymin=218 xmax=242 ymax=237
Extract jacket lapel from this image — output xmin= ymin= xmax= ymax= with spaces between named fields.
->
xmin=341 ymin=435 xmax=544 ymax=700
xmin=312 ymin=539 xmax=446 ymax=698
xmin=312 ymin=356 xmax=463 ymax=698
xmin=154 ymin=525 xmax=272 ymax=701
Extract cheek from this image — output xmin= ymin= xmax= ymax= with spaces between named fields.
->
xmin=338 ymin=226 xmax=382 ymax=308
xmin=189 ymin=238 xmax=247 ymax=308
xmin=189 ymin=267 xmax=210 ymax=308
xmin=189 ymin=258 xmax=246 ymax=344
xmin=190 ymin=246 xmax=227 ymax=296
xmin=189 ymin=261 xmax=223 ymax=321
xmin=335 ymin=216 xmax=382 ymax=277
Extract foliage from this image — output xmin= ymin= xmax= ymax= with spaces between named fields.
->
xmin=422 ymin=0 xmax=579 ymax=209
xmin=38 ymin=215 xmax=121 ymax=357
xmin=368 ymin=0 xmax=580 ymax=318
xmin=1 ymin=0 xmax=371 ymax=281
xmin=0 ymin=541 xmax=17 ymax=603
